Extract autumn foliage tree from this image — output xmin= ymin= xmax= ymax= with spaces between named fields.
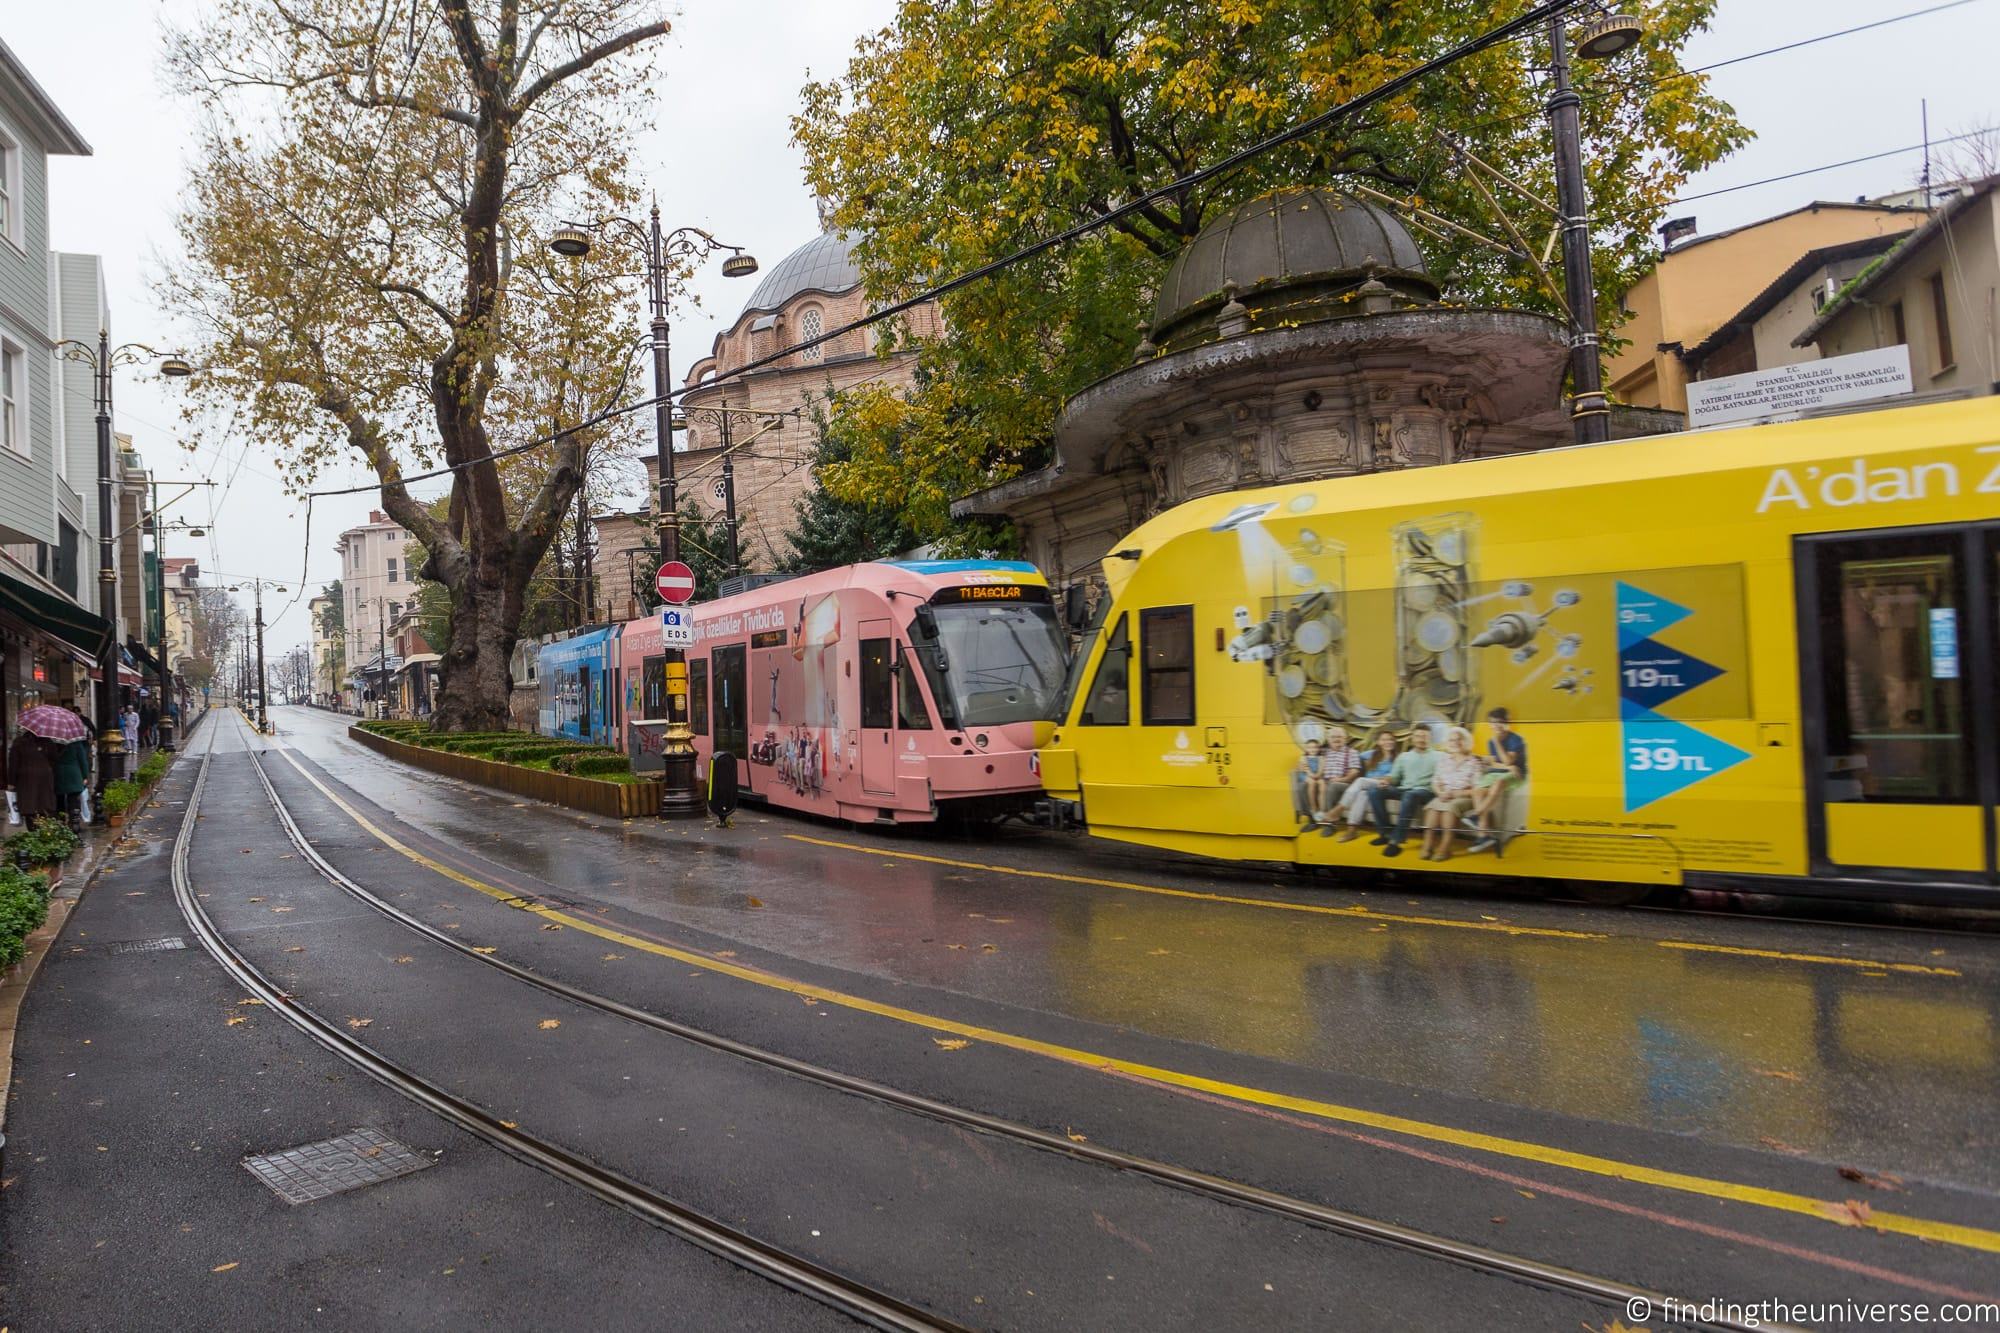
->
xmin=163 ymin=0 xmax=665 ymax=729
xmin=795 ymin=0 xmax=1749 ymax=539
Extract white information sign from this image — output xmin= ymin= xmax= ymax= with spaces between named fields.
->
xmin=660 ymin=606 xmax=696 ymax=649
xmin=1685 ymin=345 xmax=1913 ymax=430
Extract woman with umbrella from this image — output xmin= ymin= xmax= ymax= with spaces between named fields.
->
xmin=7 ymin=700 xmax=78 ymax=827
xmin=53 ymin=700 xmax=93 ymax=828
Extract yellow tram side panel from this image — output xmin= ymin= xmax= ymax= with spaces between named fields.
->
xmin=1043 ymin=397 xmax=2000 ymax=885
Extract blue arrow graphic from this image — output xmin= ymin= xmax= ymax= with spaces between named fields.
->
xmin=1616 ymin=581 xmax=1693 ymax=650
xmin=1618 ymin=638 xmax=1727 ymax=710
xmin=1620 ymin=700 xmax=1750 ymax=811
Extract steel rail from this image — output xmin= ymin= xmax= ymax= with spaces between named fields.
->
xmin=238 ymin=723 xmax=1780 ymax=1333
xmin=172 ymin=726 xmax=962 ymax=1333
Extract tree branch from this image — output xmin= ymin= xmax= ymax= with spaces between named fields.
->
xmin=512 ymin=21 xmax=669 ymax=116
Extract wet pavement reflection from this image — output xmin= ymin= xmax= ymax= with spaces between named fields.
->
xmin=272 ymin=707 xmax=2000 ymax=1193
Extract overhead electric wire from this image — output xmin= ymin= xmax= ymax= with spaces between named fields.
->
xmin=1670 ymin=128 xmax=1992 ymax=203
xmin=302 ymin=0 xmax=1584 ymax=501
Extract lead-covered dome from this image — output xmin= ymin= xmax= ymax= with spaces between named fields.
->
xmin=1150 ymin=188 xmax=1437 ymax=350
xmin=741 ymin=231 xmax=863 ymax=317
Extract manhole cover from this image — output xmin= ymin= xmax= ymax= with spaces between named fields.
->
xmin=242 ymin=1127 xmax=433 ymax=1204
xmin=107 ymin=937 xmax=187 ymax=955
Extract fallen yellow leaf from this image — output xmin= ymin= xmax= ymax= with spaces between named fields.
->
xmin=601 ymin=954 xmax=623 ymax=961
xmin=392 ymin=957 xmax=413 ymax=965
xmin=282 ymin=945 xmax=305 ymax=953
xmin=212 ymin=1262 xmax=238 ymax=1273
xmin=538 ymin=1019 xmax=560 ymax=1030
xmin=539 ymin=923 xmax=562 ymax=932
xmin=225 ymin=1016 xmax=247 ymax=1027
xmin=347 ymin=1018 xmax=373 ymax=1029
xmin=1065 ymin=1127 xmax=1087 ymax=1143
xmin=932 ymin=1037 xmax=969 ymax=1051
xmin=471 ymin=947 xmax=497 ymax=955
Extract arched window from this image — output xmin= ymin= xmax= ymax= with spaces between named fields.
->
xmin=798 ymin=306 xmax=823 ymax=361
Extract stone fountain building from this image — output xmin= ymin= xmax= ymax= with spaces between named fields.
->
xmin=953 ymin=187 xmax=1584 ymax=590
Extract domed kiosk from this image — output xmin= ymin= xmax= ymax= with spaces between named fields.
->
xmin=954 ymin=186 xmax=1575 ymax=591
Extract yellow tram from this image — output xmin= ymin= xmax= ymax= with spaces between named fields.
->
xmin=1037 ymin=397 xmax=2000 ymax=903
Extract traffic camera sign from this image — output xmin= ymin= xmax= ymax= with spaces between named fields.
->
xmin=661 ymin=607 xmax=695 ymax=649
xmin=655 ymin=560 xmax=696 ymax=604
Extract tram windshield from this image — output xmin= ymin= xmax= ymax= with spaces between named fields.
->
xmin=922 ymin=600 xmax=1071 ymax=726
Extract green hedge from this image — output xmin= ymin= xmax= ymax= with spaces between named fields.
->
xmin=360 ymin=722 xmax=635 ymax=785
xmin=0 ymin=862 xmax=51 ymax=969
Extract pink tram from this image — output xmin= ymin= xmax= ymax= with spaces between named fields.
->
xmin=609 ymin=561 xmax=1071 ymax=823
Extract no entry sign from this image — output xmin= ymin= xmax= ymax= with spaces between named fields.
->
xmin=655 ymin=560 xmax=696 ymax=605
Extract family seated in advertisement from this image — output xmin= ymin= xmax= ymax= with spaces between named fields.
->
xmin=1292 ymin=708 xmax=1528 ymax=862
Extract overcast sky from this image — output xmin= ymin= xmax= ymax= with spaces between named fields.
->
xmin=4 ymin=0 xmax=1993 ymax=661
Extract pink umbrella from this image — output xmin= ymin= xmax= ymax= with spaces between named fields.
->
xmin=17 ymin=704 xmax=90 ymax=743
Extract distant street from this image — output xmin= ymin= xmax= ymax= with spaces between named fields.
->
xmin=4 ymin=707 xmax=1994 ymax=1328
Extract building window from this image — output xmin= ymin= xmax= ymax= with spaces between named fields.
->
xmin=0 ymin=339 xmax=22 ymax=456
xmin=1929 ymin=272 xmax=1954 ymax=371
xmin=388 ymin=602 xmax=401 ymax=620
xmin=798 ymin=306 xmax=823 ymax=361
xmin=1889 ymin=301 xmax=1906 ymax=348
xmin=386 ymin=557 xmax=398 ymax=583
xmin=0 ymin=130 xmax=17 ymax=247
xmin=1139 ymin=605 xmax=1195 ymax=725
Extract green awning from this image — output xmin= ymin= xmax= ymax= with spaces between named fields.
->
xmin=0 ymin=569 xmax=113 ymax=657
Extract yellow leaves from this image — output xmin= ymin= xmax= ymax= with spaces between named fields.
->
xmin=932 ymin=1037 xmax=969 ymax=1051
xmin=346 ymin=1017 xmax=373 ymax=1029
xmin=537 ymin=1019 xmax=561 ymax=1030
xmin=212 ymin=1262 xmax=239 ymax=1274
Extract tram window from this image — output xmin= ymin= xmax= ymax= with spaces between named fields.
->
xmin=689 ymin=659 xmax=709 ymax=735
xmin=1140 ymin=605 xmax=1195 ymax=726
xmin=860 ymin=637 xmax=894 ymax=730
xmin=895 ymin=652 xmax=932 ymax=729
xmin=1814 ymin=542 xmax=1971 ymax=802
xmin=1080 ymin=616 xmax=1130 ymax=726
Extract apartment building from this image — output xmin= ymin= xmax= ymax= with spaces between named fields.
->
xmin=332 ymin=510 xmax=417 ymax=704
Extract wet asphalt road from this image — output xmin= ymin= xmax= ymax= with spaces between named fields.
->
xmin=5 ymin=705 xmax=1999 ymax=1327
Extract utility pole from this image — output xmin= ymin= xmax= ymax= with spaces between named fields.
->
xmin=379 ymin=599 xmax=389 ymax=720
xmin=253 ymin=582 xmax=269 ymax=733
xmin=719 ymin=404 xmax=740 ymax=581
xmin=1546 ymin=14 xmax=1610 ymax=444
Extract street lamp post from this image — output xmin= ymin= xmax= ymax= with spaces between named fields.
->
xmin=1544 ymin=11 xmax=1644 ymax=445
xmin=550 ymin=208 xmax=758 ymax=818
xmin=55 ymin=334 xmax=192 ymax=801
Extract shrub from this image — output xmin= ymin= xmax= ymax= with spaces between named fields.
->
xmin=7 ymin=817 xmax=79 ymax=869
xmin=568 ymin=754 xmax=633 ymax=780
xmin=136 ymin=751 xmax=169 ymax=785
xmin=0 ymin=863 xmax=51 ymax=968
xmin=102 ymin=779 xmax=144 ymax=817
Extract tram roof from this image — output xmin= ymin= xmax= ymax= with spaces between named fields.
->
xmin=1108 ymin=395 xmax=2000 ymax=589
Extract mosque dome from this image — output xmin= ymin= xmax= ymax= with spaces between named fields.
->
xmin=740 ymin=231 xmax=864 ymax=317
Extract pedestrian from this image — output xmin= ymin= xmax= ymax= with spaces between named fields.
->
xmin=7 ymin=724 xmax=58 ymax=826
xmin=1367 ymin=724 xmax=1440 ymax=858
xmin=120 ymin=702 xmax=140 ymax=757
xmin=139 ymin=699 xmax=158 ymax=748
xmin=51 ymin=705 xmax=92 ymax=830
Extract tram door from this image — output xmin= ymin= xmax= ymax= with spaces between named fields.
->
xmin=858 ymin=622 xmax=895 ymax=796
xmin=1797 ymin=523 xmax=1999 ymax=886
xmin=712 ymin=643 xmax=748 ymax=774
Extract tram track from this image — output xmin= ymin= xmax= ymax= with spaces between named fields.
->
xmin=173 ymin=723 xmax=960 ymax=1333
xmin=224 ymin=716 xmax=1772 ymax=1332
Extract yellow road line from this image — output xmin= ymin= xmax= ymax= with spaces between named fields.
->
xmin=785 ymin=835 xmax=1608 ymax=940
xmin=274 ymin=748 xmax=2000 ymax=1255
xmin=788 ymin=835 xmax=1963 ymax=979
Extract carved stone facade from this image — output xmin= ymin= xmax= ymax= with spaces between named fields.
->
xmin=954 ymin=188 xmax=1576 ymax=592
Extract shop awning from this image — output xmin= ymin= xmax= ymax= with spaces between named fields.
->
xmin=0 ymin=569 xmax=112 ymax=657
xmin=399 ymin=653 xmax=442 ymax=669
xmin=126 ymin=637 xmax=162 ymax=674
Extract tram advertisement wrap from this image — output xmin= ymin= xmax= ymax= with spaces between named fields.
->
xmin=1203 ymin=501 xmax=1776 ymax=879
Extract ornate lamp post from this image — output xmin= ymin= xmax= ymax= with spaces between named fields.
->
xmin=55 ymin=335 xmax=193 ymax=793
xmin=1544 ymin=11 xmax=1644 ymax=444
xmin=550 ymin=208 xmax=757 ymax=817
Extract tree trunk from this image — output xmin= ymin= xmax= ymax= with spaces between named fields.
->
xmin=429 ymin=577 xmax=518 ymax=732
